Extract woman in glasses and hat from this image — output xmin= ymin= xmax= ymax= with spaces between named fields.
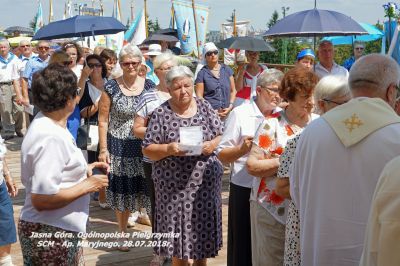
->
xmin=195 ymin=42 xmax=236 ymax=120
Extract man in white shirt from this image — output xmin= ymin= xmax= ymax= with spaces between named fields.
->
xmin=290 ymin=54 xmax=400 ymax=266
xmin=315 ymin=40 xmax=349 ymax=78
xmin=0 ymin=40 xmax=24 ymax=139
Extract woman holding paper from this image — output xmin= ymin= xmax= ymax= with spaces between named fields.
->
xmin=142 ymin=66 xmax=224 ymax=266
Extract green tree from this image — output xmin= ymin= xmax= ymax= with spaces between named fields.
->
xmin=260 ymin=9 xmax=301 ymax=65
xmin=147 ymin=18 xmax=160 ymax=35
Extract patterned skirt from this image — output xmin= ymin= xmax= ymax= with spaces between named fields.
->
xmin=106 ymin=134 xmax=150 ymax=212
xmin=18 ymin=220 xmax=84 ymax=266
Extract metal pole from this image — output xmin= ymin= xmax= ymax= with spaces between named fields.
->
xmin=144 ymin=0 xmax=148 ymax=37
xmin=233 ymin=9 xmax=237 ymax=37
xmin=314 ymin=0 xmax=317 ymax=8
xmin=192 ymin=0 xmax=201 ymax=58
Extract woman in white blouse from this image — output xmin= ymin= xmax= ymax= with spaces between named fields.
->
xmin=18 ymin=64 xmax=109 ymax=265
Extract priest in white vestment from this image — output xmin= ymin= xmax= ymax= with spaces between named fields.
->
xmin=359 ymin=155 xmax=400 ymax=266
xmin=289 ymin=54 xmax=400 ymax=266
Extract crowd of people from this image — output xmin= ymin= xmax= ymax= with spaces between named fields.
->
xmin=0 ymin=37 xmax=399 ymax=266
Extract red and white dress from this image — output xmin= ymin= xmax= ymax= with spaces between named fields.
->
xmin=234 ymin=64 xmax=267 ymax=107
xmin=252 ymin=111 xmax=318 ymax=224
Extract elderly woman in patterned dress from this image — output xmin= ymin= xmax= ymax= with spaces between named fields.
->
xmin=142 ymin=66 xmax=224 ymax=266
xmin=98 ymin=44 xmax=155 ymax=250
xmin=275 ymin=75 xmax=351 ymax=266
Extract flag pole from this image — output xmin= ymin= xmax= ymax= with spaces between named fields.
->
xmin=171 ymin=3 xmax=175 ymax=29
xmin=192 ymin=0 xmax=200 ymax=58
xmin=144 ymin=0 xmax=149 ymax=37
xmin=49 ymin=0 xmax=53 ymax=23
xmin=118 ymin=0 xmax=122 ymax=21
xmin=233 ymin=9 xmax=237 ymax=37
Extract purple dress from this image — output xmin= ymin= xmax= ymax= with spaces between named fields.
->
xmin=143 ymin=98 xmax=224 ymax=260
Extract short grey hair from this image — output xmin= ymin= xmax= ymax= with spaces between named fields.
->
xmin=257 ymin=68 xmax=284 ymax=88
xmin=0 ymin=39 xmax=10 ymax=48
xmin=349 ymin=53 xmax=400 ymax=94
xmin=19 ymin=40 xmax=31 ymax=46
xmin=153 ymin=51 xmax=178 ymax=70
xmin=119 ymin=44 xmax=142 ymax=62
xmin=166 ymin=66 xmax=194 ymax=87
xmin=314 ymin=76 xmax=351 ymax=109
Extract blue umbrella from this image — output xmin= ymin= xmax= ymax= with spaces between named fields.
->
xmin=33 ymin=15 xmax=126 ymax=40
xmin=264 ymin=9 xmax=367 ymax=38
xmin=322 ymin=23 xmax=384 ymax=45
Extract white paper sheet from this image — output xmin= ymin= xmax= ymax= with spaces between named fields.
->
xmin=179 ymin=126 xmax=203 ymax=156
xmin=24 ymin=104 xmax=34 ymax=115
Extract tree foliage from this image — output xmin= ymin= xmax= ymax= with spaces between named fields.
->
xmin=147 ymin=18 xmax=160 ymax=35
xmin=260 ymin=9 xmax=301 ymax=65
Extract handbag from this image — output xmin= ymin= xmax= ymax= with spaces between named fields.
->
xmin=76 ymin=108 xmax=91 ymax=150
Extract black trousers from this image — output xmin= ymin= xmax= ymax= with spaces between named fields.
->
xmin=227 ymin=183 xmax=252 ymax=266
xmin=142 ymin=161 xmax=155 ymax=233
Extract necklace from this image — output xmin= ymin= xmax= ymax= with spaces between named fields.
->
xmin=121 ymin=76 xmax=137 ymax=91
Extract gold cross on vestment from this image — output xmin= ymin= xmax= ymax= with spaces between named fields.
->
xmin=343 ymin=113 xmax=363 ymax=133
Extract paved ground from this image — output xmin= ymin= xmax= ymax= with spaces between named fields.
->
xmin=7 ymin=137 xmax=230 ymax=266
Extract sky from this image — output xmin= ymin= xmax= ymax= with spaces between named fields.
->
xmin=0 ymin=0 xmax=387 ymax=31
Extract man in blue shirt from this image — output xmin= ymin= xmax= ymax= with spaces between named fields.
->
xmin=343 ymin=42 xmax=365 ymax=71
xmin=21 ymin=40 xmax=50 ymax=121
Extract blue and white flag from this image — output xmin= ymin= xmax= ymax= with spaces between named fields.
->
xmin=172 ymin=0 xmax=209 ymax=56
xmin=124 ymin=9 xmax=146 ymax=45
xmin=34 ymin=2 xmax=44 ymax=34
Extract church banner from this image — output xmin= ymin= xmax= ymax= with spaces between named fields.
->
xmin=172 ymin=0 xmax=209 ymax=56
xmin=221 ymin=21 xmax=249 ymax=65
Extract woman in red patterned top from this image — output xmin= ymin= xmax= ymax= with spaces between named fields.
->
xmin=234 ymin=50 xmax=268 ymax=106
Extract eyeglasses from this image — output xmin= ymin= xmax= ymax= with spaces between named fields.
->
xmin=75 ymin=87 xmax=82 ymax=97
xmin=88 ymin=63 xmax=102 ymax=69
xmin=322 ymin=98 xmax=348 ymax=105
xmin=38 ymin=46 xmax=50 ymax=51
xmin=121 ymin=61 xmax=140 ymax=67
xmin=206 ymin=50 xmax=218 ymax=57
xmin=355 ymin=47 xmax=364 ymax=50
xmin=262 ymin=86 xmax=280 ymax=94
xmin=20 ymin=45 xmax=31 ymax=48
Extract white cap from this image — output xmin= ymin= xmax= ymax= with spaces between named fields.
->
xmin=201 ymin=42 xmax=218 ymax=64
xmin=144 ymin=44 xmax=162 ymax=56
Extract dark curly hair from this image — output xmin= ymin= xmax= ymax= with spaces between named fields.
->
xmin=32 ymin=64 xmax=78 ymax=113
xmin=86 ymin=54 xmax=107 ymax=78
xmin=279 ymin=66 xmax=319 ymax=101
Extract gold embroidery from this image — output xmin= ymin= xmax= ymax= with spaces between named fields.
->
xmin=343 ymin=113 xmax=363 ymax=133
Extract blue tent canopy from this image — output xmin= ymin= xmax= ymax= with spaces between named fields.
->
xmin=322 ymin=23 xmax=383 ymax=45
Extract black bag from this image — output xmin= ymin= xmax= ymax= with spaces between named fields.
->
xmin=76 ymin=108 xmax=91 ymax=150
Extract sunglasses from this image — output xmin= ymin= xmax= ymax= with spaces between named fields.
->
xmin=121 ymin=61 xmax=140 ymax=67
xmin=62 ymin=61 xmax=72 ymax=66
xmin=38 ymin=46 xmax=50 ymax=51
xmin=206 ymin=50 xmax=218 ymax=57
xmin=355 ymin=47 xmax=364 ymax=50
xmin=88 ymin=63 xmax=102 ymax=69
